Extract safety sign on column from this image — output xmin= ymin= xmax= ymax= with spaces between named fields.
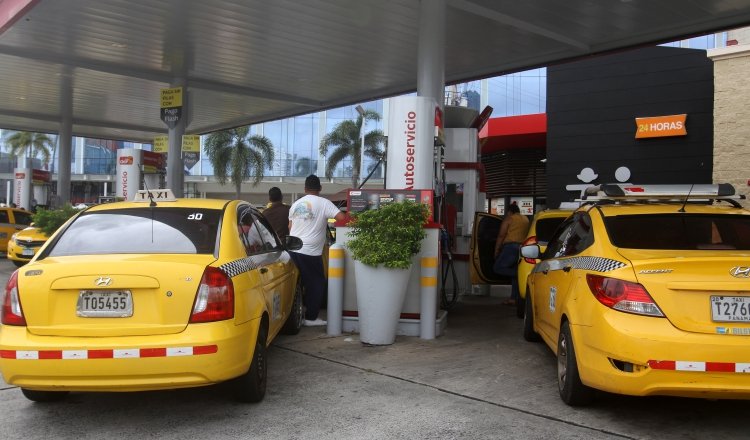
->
xmin=160 ymin=87 xmax=183 ymax=129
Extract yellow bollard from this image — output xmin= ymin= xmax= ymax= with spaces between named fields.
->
xmin=327 ymin=243 xmax=345 ymax=336
xmin=420 ymin=256 xmax=438 ymax=339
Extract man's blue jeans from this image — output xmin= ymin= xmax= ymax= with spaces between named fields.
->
xmin=493 ymin=243 xmax=521 ymax=302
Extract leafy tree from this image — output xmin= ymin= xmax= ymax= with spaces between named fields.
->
xmin=32 ymin=204 xmax=80 ymax=236
xmin=294 ymin=157 xmax=313 ymax=177
xmin=319 ymin=108 xmax=385 ymax=188
xmin=4 ymin=131 xmax=54 ymax=169
xmin=204 ymin=127 xmax=274 ymax=199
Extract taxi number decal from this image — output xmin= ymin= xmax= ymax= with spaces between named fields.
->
xmin=549 ymin=286 xmax=557 ymax=312
xmin=273 ymin=292 xmax=282 ymax=320
xmin=187 ymin=213 xmax=203 ymax=220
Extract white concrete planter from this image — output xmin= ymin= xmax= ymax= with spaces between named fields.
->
xmin=354 ymin=260 xmax=411 ymax=345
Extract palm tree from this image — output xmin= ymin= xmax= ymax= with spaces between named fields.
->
xmin=204 ymin=126 xmax=274 ymax=199
xmin=4 ymin=131 xmax=54 ymax=169
xmin=320 ymin=108 xmax=385 ymax=188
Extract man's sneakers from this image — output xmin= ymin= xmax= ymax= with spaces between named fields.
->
xmin=303 ymin=318 xmax=327 ymax=327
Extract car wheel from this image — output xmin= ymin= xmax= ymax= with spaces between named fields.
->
xmin=523 ymin=290 xmax=541 ymax=342
xmin=21 ymin=388 xmax=69 ymax=402
xmin=557 ymin=320 xmax=593 ymax=406
xmin=515 ymin=296 xmax=525 ymax=319
xmin=233 ymin=324 xmax=268 ymax=403
xmin=281 ymin=277 xmax=304 ymax=335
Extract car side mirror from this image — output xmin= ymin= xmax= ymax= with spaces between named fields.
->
xmin=285 ymin=235 xmax=303 ymax=251
xmin=520 ymin=244 xmax=540 ymax=259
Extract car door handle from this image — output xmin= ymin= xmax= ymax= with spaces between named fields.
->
xmin=260 ymin=267 xmax=268 ymax=274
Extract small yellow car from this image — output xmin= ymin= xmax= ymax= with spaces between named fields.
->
xmin=0 ymin=207 xmax=34 ymax=253
xmin=0 ymin=190 xmax=303 ymax=403
xmin=516 ymin=209 xmax=573 ymax=318
xmin=521 ymin=184 xmax=750 ymax=405
xmin=7 ymin=226 xmax=48 ymax=267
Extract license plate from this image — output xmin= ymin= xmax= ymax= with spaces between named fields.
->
xmin=77 ymin=290 xmax=133 ymax=318
xmin=21 ymin=248 xmax=34 ymax=257
xmin=711 ymin=296 xmax=750 ymax=322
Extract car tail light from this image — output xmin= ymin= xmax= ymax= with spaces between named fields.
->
xmin=522 ymin=236 xmax=538 ymax=264
xmin=189 ymin=266 xmax=234 ymax=323
xmin=1 ymin=270 xmax=26 ymax=326
xmin=586 ymin=274 xmax=664 ymax=317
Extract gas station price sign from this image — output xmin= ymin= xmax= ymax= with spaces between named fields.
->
xmin=348 ymin=189 xmax=434 ymax=221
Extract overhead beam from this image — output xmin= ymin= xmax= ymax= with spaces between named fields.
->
xmin=448 ymin=0 xmax=590 ymax=51
xmin=0 ymin=45 xmax=321 ymax=107
xmin=0 ymin=108 xmax=162 ymax=134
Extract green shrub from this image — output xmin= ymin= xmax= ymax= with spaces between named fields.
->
xmin=32 ymin=204 xmax=80 ymax=236
xmin=347 ymin=201 xmax=430 ymax=269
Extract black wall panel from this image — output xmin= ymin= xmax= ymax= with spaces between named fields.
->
xmin=546 ymin=46 xmax=714 ymax=207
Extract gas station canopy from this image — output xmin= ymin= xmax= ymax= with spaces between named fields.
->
xmin=2 ymin=0 xmax=750 ymax=143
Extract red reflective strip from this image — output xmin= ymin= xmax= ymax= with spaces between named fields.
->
xmin=649 ymin=360 xmax=676 ymax=370
xmin=706 ymin=362 xmax=735 ymax=372
xmin=140 ymin=348 xmax=167 ymax=358
xmin=0 ymin=350 xmax=16 ymax=359
xmin=88 ymin=349 xmax=114 ymax=359
xmin=38 ymin=350 xmax=62 ymax=359
xmin=193 ymin=345 xmax=218 ymax=355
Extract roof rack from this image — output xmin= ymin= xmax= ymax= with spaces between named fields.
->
xmin=577 ymin=183 xmax=745 ymax=207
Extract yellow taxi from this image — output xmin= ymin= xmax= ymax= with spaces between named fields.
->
xmin=521 ymin=184 xmax=750 ymax=405
xmin=0 ymin=189 xmax=303 ymax=403
xmin=516 ymin=209 xmax=573 ymax=318
xmin=7 ymin=226 xmax=48 ymax=267
xmin=0 ymin=207 xmax=33 ymax=253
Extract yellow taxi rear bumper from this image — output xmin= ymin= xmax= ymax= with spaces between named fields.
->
xmin=0 ymin=318 xmax=260 ymax=392
xmin=573 ymin=311 xmax=750 ymax=398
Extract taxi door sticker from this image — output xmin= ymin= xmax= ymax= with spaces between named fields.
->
xmin=549 ymin=286 xmax=557 ymax=312
xmin=273 ymin=292 xmax=282 ymax=320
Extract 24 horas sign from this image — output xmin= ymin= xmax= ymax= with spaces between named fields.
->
xmin=635 ymin=114 xmax=687 ymax=139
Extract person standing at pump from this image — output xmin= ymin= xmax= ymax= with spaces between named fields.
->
xmin=493 ymin=203 xmax=529 ymax=306
xmin=288 ymin=174 xmax=346 ymax=326
xmin=263 ymin=187 xmax=290 ymax=239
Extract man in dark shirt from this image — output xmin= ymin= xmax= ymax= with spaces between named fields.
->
xmin=263 ymin=187 xmax=290 ymax=239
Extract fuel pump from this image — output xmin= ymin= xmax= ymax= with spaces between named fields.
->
xmin=334 ymin=96 xmax=448 ymax=338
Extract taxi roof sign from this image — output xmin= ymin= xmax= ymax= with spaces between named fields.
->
xmin=133 ymin=189 xmax=177 ymax=202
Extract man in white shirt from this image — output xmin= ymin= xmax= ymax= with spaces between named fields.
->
xmin=288 ymin=175 xmax=346 ymax=326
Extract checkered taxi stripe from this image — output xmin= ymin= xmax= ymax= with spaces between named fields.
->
xmin=220 ymin=256 xmax=260 ymax=277
xmin=566 ymin=256 xmax=626 ymax=272
xmin=0 ymin=345 xmax=218 ymax=360
xmin=648 ymin=360 xmax=750 ymax=373
xmin=533 ymin=256 xmax=627 ymax=274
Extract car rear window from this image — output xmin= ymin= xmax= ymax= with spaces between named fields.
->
xmin=535 ymin=217 xmax=567 ymax=244
xmin=47 ymin=207 xmax=222 ymax=256
xmin=604 ymin=214 xmax=750 ymax=250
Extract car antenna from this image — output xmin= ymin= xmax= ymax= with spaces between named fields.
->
xmin=678 ymin=184 xmax=694 ymax=213
xmin=140 ymin=165 xmax=157 ymax=207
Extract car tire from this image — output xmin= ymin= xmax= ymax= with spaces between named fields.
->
xmin=21 ymin=388 xmax=69 ymax=403
xmin=557 ymin=320 xmax=594 ymax=406
xmin=523 ymin=289 xmax=541 ymax=342
xmin=281 ymin=277 xmax=304 ymax=335
xmin=515 ymin=296 xmax=525 ymax=319
xmin=233 ymin=324 xmax=268 ymax=403
xmin=12 ymin=260 xmax=25 ymax=267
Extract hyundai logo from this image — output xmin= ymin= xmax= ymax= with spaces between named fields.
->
xmin=95 ymin=276 xmax=112 ymax=287
xmin=729 ymin=267 xmax=750 ymax=278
